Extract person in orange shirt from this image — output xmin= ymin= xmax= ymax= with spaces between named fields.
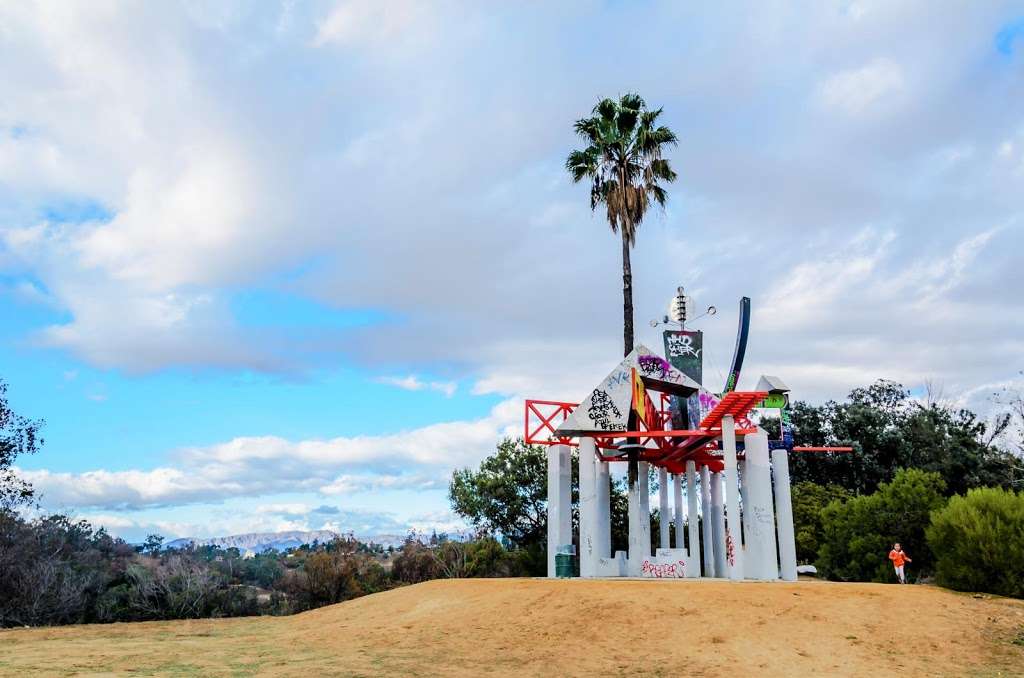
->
xmin=889 ymin=543 xmax=912 ymax=583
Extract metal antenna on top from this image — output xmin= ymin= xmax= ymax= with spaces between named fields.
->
xmin=650 ymin=286 xmax=716 ymax=329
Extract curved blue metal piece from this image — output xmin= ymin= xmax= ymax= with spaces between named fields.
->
xmin=723 ymin=296 xmax=751 ymax=394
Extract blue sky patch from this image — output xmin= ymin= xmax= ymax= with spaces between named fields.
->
xmin=995 ymin=18 xmax=1024 ymax=55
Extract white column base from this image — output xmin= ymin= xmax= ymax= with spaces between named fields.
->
xmin=547 ymin=444 xmax=572 ymax=578
xmin=700 ymin=465 xmax=715 ymax=577
xmin=722 ymin=415 xmax=744 ymax=580
xmin=658 ymin=467 xmax=670 ymax=550
xmin=710 ymin=471 xmax=727 ymax=577
xmin=686 ymin=460 xmax=700 ymax=573
xmin=773 ymin=448 xmax=798 ymax=582
xmin=743 ymin=429 xmax=779 ymax=580
xmin=579 ymin=438 xmax=598 ymax=578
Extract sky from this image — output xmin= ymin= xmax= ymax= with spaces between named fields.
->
xmin=1 ymin=1 xmax=1022 ymax=543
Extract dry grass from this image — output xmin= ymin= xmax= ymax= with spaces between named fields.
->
xmin=3 ymin=578 xmax=1023 ymax=677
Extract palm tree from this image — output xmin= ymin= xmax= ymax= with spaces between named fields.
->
xmin=567 ymin=94 xmax=678 ymax=497
xmin=566 ymin=93 xmax=678 ymax=357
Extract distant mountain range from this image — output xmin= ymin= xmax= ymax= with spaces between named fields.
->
xmin=164 ymin=530 xmax=342 ymax=555
xmin=163 ymin=529 xmax=470 ymax=555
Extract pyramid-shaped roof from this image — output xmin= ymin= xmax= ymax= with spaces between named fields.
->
xmin=553 ymin=344 xmax=700 ymax=437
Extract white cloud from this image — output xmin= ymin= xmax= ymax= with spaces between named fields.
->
xmin=0 ymin=3 xmax=1020 ymax=439
xmin=377 ymin=374 xmax=457 ymax=397
xmin=21 ymin=398 xmax=520 ymax=511
xmin=818 ymin=58 xmax=905 ymax=115
xmin=319 ymin=473 xmax=441 ymax=495
xmin=313 ymin=0 xmax=430 ymax=48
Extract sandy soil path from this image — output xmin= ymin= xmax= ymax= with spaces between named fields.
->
xmin=3 ymin=578 xmax=1022 ymax=677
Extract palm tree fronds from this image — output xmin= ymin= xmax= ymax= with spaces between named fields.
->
xmin=566 ymin=95 xmax=676 ymax=238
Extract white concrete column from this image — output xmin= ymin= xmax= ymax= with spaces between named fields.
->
xmin=700 ymin=464 xmax=715 ymax=577
xmin=627 ymin=458 xmax=643 ymax=576
xmin=686 ymin=460 xmax=700 ymax=569
xmin=772 ymin=448 xmax=798 ymax=582
xmin=743 ymin=430 xmax=779 ymax=580
xmin=672 ymin=472 xmax=684 ymax=549
xmin=579 ymin=438 xmax=598 ymax=578
xmin=638 ymin=461 xmax=651 ymax=559
xmin=739 ymin=459 xmax=750 ymax=548
xmin=547 ymin=444 xmax=572 ymax=578
xmin=710 ymin=471 xmax=727 ymax=577
xmin=721 ymin=415 xmax=744 ymax=580
xmin=658 ymin=467 xmax=670 ymax=550
xmin=596 ymin=456 xmax=611 ymax=560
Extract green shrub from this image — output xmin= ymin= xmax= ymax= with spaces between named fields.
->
xmin=927 ymin=487 xmax=1024 ymax=598
xmin=817 ymin=468 xmax=946 ymax=582
xmin=791 ymin=482 xmax=853 ymax=564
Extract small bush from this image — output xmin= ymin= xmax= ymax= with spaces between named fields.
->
xmin=927 ymin=487 xmax=1024 ymax=598
xmin=791 ymin=482 xmax=853 ymax=564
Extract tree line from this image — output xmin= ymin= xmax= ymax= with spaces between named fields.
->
xmin=0 ymin=510 xmax=529 ymax=628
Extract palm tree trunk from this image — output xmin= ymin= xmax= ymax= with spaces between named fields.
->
xmin=621 ymin=230 xmax=634 ymax=357
xmin=621 ymin=229 xmax=640 ymax=497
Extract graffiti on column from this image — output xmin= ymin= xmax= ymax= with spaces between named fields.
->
xmin=725 ymin=530 xmax=736 ymax=567
xmin=641 ymin=559 xmax=687 ymax=578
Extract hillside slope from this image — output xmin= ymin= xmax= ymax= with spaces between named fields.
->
xmin=3 ymin=579 xmax=1023 ymax=677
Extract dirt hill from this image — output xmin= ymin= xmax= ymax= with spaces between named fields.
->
xmin=3 ymin=578 xmax=1023 ymax=677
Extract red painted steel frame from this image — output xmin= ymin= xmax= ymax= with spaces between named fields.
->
xmin=524 ymin=391 xmax=852 ymax=472
xmin=524 ymin=391 xmax=769 ymax=472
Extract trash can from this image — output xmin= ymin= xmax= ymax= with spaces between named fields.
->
xmin=555 ymin=552 xmax=574 ymax=578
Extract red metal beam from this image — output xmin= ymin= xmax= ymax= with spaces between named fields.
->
xmin=525 ymin=397 xmax=854 ymax=464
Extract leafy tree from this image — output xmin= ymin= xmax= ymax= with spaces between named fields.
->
xmin=988 ymin=374 xmax=1024 ymax=488
xmin=391 ymin=538 xmax=442 ymax=584
xmin=817 ymin=468 xmax=947 ymax=582
xmin=0 ymin=379 xmax=44 ymax=510
xmin=464 ymin=536 xmax=525 ymax=577
xmin=609 ymin=477 xmax=629 ymax=554
xmin=141 ymin=534 xmax=164 ymax=554
xmin=791 ymin=481 xmax=852 ymax=564
xmin=567 ymin=94 xmax=678 ymax=494
xmin=0 ymin=512 xmax=134 ymax=626
xmin=449 ymin=438 xmax=548 ymax=549
xmin=927 ymin=487 xmax=1024 ymax=598
xmin=788 ymin=380 xmax=1015 ymax=495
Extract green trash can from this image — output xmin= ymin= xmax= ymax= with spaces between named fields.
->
xmin=555 ymin=552 xmax=574 ymax=578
